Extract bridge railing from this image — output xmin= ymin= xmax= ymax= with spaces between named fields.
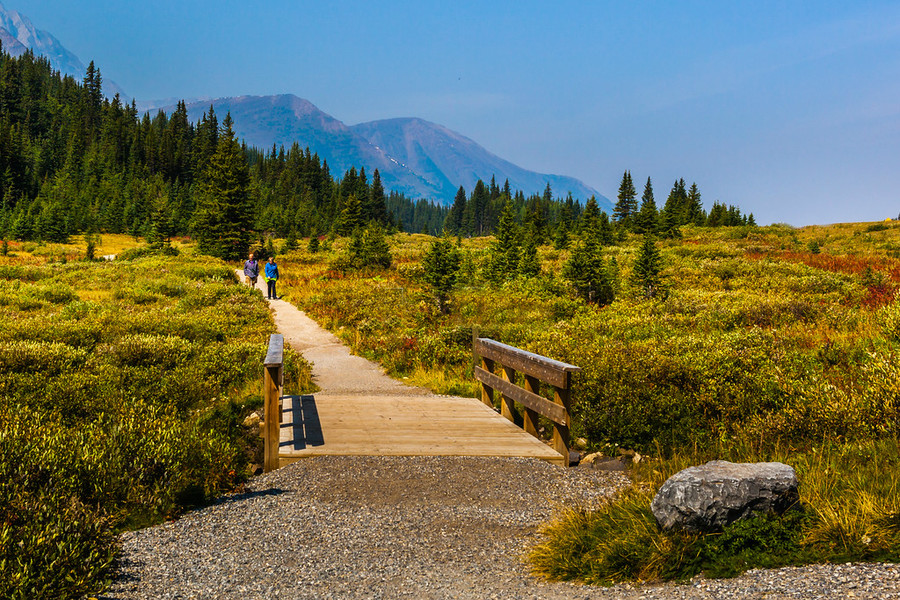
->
xmin=473 ymin=338 xmax=581 ymax=463
xmin=263 ymin=333 xmax=284 ymax=472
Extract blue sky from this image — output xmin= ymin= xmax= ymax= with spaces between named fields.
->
xmin=15 ymin=1 xmax=900 ymax=225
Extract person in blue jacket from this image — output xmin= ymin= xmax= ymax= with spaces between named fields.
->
xmin=264 ymin=256 xmax=279 ymax=300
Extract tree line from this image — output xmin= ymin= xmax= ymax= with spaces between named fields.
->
xmin=0 ymin=47 xmax=754 ymax=260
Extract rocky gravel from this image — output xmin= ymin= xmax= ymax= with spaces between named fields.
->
xmin=102 ymin=456 xmax=900 ymax=600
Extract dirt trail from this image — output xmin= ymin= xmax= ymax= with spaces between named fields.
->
xmin=239 ymin=269 xmax=429 ymax=395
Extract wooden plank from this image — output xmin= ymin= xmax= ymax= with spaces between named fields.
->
xmin=264 ymin=333 xmax=284 ymax=367
xmin=480 ymin=357 xmax=495 ymax=408
xmin=474 ymin=367 xmax=568 ymax=425
xmin=474 ymin=338 xmax=579 ymax=388
xmin=275 ymin=392 xmax=565 ymax=464
xmin=500 ymin=366 xmax=516 ymax=423
xmin=552 ymin=377 xmax=572 ymax=462
xmin=263 ymin=364 xmax=282 ymax=472
xmin=522 ymin=374 xmax=541 ymax=438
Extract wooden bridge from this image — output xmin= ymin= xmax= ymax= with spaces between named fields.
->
xmin=251 ymin=290 xmax=579 ymax=470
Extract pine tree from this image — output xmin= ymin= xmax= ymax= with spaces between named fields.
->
xmin=422 ymin=235 xmax=461 ymax=313
xmin=368 ymin=169 xmax=387 ymax=223
xmin=563 ymin=197 xmax=615 ymax=305
xmin=686 ymin=182 xmax=704 ymax=225
xmin=635 ymin=176 xmax=658 ymax=234
xmin=519 ymin=236 xmax=540 ymax=277
xmin=192 ymin=113 xmax=254 ymax=260
xmin=444 ymin=186 xmax=467 ymax=235
xmin=612 ymin=170 xmax=637 ymax=228
xmin=337 ymin=193 xmax=365 ymax=234
xmin=631 ymin=234 xmax=663 ymax=298
xmin=485 ymin=200 xmax=521 ymax=282
xmin=553 ymin=220 xmax=570 ymax=250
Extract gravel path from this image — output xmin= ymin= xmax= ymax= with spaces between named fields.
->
xmin=102 ymin=456 xmax=900 ymax=600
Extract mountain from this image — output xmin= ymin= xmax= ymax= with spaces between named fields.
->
xmin=351 ymin=117 xmax=604 ymax=207
xmin=172 ymin=94 xmax=610 ymax=208
xmin=0 ymin=1 xmax=126 ymax=98
xmin=176 ymin=94 xmax=441 ymax=202
xmin=2 ymin=2 xmax=605 ymax=207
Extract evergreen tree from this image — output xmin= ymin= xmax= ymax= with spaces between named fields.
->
xmin=686 ymin=182 xmax=704 ymax=225
xmin=553 ymin=219 xmax=570 ymax=250
xmin=519 ymin=236 xmax=540 ymax=277
xmin=485 ymin=200 xmax=521 ymax=282
xmin=563 ymin=197 xmax=615 ymax=305
xmin=635 ymin=176 xmax=658 ymax=234
xmin=337 ymin=193 xmax=365 ymax=234
xmin=612 ymin=170 xmax=637 ymax=228
xmin=631 ymin=234 xmax=664 ymax=298
xmin=192 ymin=113 xmax=254 ymax=260
xmin=444 ymin=186 xmax=467 ymax=235
xmin=367 ymin=169 xmax=387 ymax=223
xmin=421 ymin=235 xmax=461 ymax=313
xmin=342 ymin=223 xmax=391 ymax=270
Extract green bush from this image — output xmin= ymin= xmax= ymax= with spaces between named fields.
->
xmin=0 ymin=253 xmax=313 ymax=598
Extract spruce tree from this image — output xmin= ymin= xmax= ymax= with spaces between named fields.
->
xmin=422 ymin=235 xmax=461 ymax=313
xmin=563 ymin=197 xmax=615 ymax=305
xmin=612 ymin=170 xmax=637 ymax=228
xmin=686 ymin=182 xmax=704 ymax=225
xmin=485 ymin=200 xmax=521 ymax=282
xmin=192 ymin=113 xmax=254 ymax=260
xmin=444 ymin=186 xmax=467 ymax=235
xmin=338 ymin=193 xmax=365 ymax=234
xmin=519 ymin=236 xmax=540 ymax=277
xmin=553 ymin=220 xmax=570 ymax=250
xmin=368 ymin=168 xmax=387 ymax=223
xmin=631 ymin=234 xmax=663 ymax=298
xmin=635 ymin=176 xmax=658 ymax=235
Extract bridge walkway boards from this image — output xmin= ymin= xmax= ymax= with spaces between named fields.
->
xmin=237 ymin=269 xmax=564 ymax=466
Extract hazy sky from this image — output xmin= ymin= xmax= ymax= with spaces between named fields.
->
xmin=14 ymin=1 xmax=900 ymax=225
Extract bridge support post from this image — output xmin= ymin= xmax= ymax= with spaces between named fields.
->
xmin=264 ymin=334 xmax=284 ymax=473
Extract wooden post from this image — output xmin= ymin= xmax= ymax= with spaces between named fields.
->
xmin=552 ymin=373 xmax=572 ymax=462
xmin=522 ymin=375 xmax=541 ymax=438
xmin=263 ymin=334 xmax=284 ymax=473
xmin=480 ymin=356 xmax=495 ymax=408
xmin=500 ymin=366 xmax=517 ymax=423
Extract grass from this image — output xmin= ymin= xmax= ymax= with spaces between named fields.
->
xmin=271 ymin=222 xmax=900 ymax=583
xmin=530 ymin=438 xmax=900 ymax=584
xmin=0 ymin=244 xmax=314 ymax=599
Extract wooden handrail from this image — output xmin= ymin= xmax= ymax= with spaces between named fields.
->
xmin=474 ymin=337 xmax=580 ymax=464
xmin=263 ymin=333 xmax=284 ymax=472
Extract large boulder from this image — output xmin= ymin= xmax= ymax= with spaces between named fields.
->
xmin=650 ymin=460 xmax=799 ymax=532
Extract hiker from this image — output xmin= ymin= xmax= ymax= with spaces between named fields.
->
xmin=264 ymin=256 xmax=279 ymax=299
xmin=243 ymin=253 xmax=259 ymax=287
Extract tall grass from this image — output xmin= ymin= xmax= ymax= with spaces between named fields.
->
xmin=275 ymin=223 xmax=900 ymax=582
xmin=0 ymin=251 xmax=314 ymax=599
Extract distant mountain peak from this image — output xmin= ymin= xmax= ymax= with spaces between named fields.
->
xmin=0 ymin=1 xmax=126 ymax=99
xmin=169 ymin=94 xmax=609 ymax=208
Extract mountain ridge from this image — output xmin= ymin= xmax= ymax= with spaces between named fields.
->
xmin=170 ymin=94 xmax=609 ymax=207
xmin=2 ymin=1 xmax=608 ymax=208
xmin=0 ymin=1 xmax=126 ymax=98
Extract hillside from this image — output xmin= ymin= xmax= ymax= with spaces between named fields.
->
xmin=350 ymin=117 xmax=601 ymax=206
xmin=173 ymin=94 xmax=611 ymax=208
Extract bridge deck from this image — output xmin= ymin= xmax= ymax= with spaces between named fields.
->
xmin=238 ymin=269 xmax=566 ymax=467
xmin=278 ymin=393 xmax=565 ymax=465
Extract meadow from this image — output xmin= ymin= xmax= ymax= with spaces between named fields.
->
xmin=273 ymin=222 xmax=900 ymax=582
xmin=0 ymin=235 xmax=312 ymax=599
